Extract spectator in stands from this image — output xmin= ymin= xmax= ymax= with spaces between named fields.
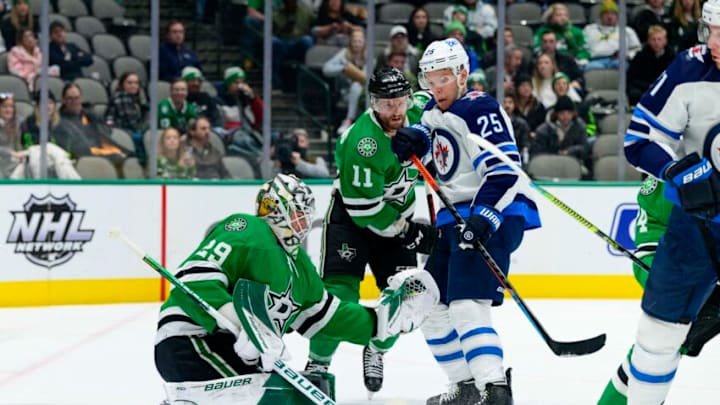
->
xmin=53 ymin=83 xmax=131 ymax=169
xmin=627 ymin=25 xmax=674 ymax=105
xmin=444 ymin=0 xmax=497 ymax=41
xmin=551 ymin=72 xmax=596 ymax=138
xmin=8 ymin=29 xmax=44 ymax=92
xmin=312 ymin=0 xmax=363 ymax=47
xmin=668 ymin=0 xmax=701 ymax=51
xmin=219 ymin=66 xmax=263 ymax=133
xmin=273 ymin=128 xmax=330 ymax=178
xmin=514 ymin=73 xmax=546 ymax=131
xmin=1 ymin=0 xmax=34 ymax=51
xmin=159 ymin=78 xmax=197 ymax=134
xmin=105 ymin=72 xmax=148 ymax=162
xmin=0 ymin=93 xmax=25 ymax=178
xmin=444 ymin=20 xmax=480 ymax=73
xmin=323 ymin=27 xmax=366 ymax=135
xmin=532 ymin=52 xmax=560 ymax=109
xmin=159 ymin=21 xmax=202 ymax=82
xmin=481 ymin=26 xmax=515 ymax=69
xmin=583 ymin=0 xmax=642 ymax=71
xmin=533 ymin=3 xmax=590 ymax=65
xmin=157 ymin=126 xmax=195 ymax=179
xmin=375 ymin=25 xmax=420 ymax=74
xmin=48 ymin=21 xmax=92 ymax=82
xmin=531 ymin=95 xmax=590 ymax=175
xmin=502 ymin=89 xmax=531 ymax=164
xmin=20 ymin=92 xmax=60 ymax=145
xmin=632 ymin=0 xmax=672 ymax=44
xmin=468 ymin=69 xmax=487 ymax=92
xmin=387 ymin=51 xmax=418 ymax=91
xmin=487 ymin=45 xmax=526 ymax=96
xmin=406 ymin=6 xmax=436 ymax=53
xmin=181 ymin=66 xmax=223 ymax=133
xmin=186 ymin=116 xmax=229 ymax=180
xmin=535 ymin=30 xmax=585 ymax=93
xmin=272 ymin=0 xmax=316 ymax=91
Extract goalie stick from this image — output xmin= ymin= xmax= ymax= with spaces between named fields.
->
xmin=410 ymin=156 xmax=606 ymax=357
xmin=466 ymin=133 xmax=650 ymax=273
xmin=108 ymin=229 xmax=335 ymax=405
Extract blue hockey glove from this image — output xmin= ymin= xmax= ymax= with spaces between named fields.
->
xmin=663 ymin=152 xmax=720 ymax=218
xmin=456 ymin=206 xmax=503 ymax=250
xmin=399 ymin=220 xmax=437 ymax=255
xmin=391 ymin=124 xmax=432 ymax=162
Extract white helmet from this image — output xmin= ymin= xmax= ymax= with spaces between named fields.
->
xmin=699 ymin=0 xmax=720 ymax=42
xmin=256 ymin=174 xmax=315 ymax=256
xmin=418 ymin=39 xmax=469 ymax=89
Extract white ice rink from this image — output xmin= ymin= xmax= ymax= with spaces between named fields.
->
xmin=1 ymin=300 xmax=718 ymax=405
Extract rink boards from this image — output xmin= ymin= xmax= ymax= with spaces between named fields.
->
xmin=0 ymin=180 xmax=644 ymax=306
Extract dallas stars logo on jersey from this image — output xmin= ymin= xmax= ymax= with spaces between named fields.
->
xmin=357 ymin=137 xmax=378 ymax=157
xmin=266 ymin=280 xmax=302 ymax=332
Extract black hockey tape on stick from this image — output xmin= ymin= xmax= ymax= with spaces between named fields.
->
xmin=108 ymin=228 xmax=336 ymax=405
xmin=466 ymin=133 xmax=650 ymax=273
xmin=409 ymin=157 xmax=606 ymax=357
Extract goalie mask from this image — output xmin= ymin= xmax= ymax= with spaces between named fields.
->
xmin=256 ymin=174 xmax=316 ymax=256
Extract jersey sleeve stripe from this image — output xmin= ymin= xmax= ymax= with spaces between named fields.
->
xmin=345 ymin=202 xmax=385 ymax=217
xmin=175 ymin=267 xmax=229 ymax=287
xmin=341 ymin=195 xmax=383 ymax=205
xmin=634 ymin=107 xmax=682 ymax=140
xmin=292 ymin=292 xmax=340 ymax=337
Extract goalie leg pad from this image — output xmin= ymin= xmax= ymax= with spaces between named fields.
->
xmin=627 ymin=312 xmax=690 ymax=404
xmin=449 ymin=299 xmax=506 ymax=388
xmin=421 ymin=303 xmax=473 ymax=383
xmin=375 ymin=268 xmax=439 ymax=340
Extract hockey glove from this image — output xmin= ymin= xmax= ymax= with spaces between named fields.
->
xmin=663 ymin=152 xmax=720 ymax=218
xmin=399 ymin=220 xmax=437 ymax=255
xmin=233 ymin=329 xmax=281 ymax=372
xmin=391 ymin=124 xmax=432 ymax=162
xmin=457 ymin=206 xmax=503 ymax=250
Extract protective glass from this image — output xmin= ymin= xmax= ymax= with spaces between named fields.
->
xmin=419 ymin=73 xmax=457 ymax=90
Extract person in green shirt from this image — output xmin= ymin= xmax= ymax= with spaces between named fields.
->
xmin=154 ymin=173 xmax=438 ymax=403
xmin=158 ymin=78 xmax=197 ymax=134
xmin=598 ymin=176 xmax=720 ymax=404
xmin=305 ymin=68 xmax=436 ymax=397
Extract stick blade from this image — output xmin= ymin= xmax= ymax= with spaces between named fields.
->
xmin=549 ymin=333 xmax=606 ymax=357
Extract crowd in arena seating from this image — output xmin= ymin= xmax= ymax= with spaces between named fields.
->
xmin=0 ymin=0 xmax=704 ymax=181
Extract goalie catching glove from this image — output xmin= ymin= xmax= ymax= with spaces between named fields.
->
xmin=374 ymin=269 xmax=440 ymax=341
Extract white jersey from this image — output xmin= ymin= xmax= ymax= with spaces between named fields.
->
xmin=420 ymin=90 xmax=540 ymax=229
xmin=625 ymin=45 xmax=720 ymax=178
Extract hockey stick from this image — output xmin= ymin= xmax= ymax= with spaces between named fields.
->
xmin=466 ymin=133 xmax=650 ymax=273
xmin=410 ymin=156 xmax=606 ymax=356
xmin=108 ymin=229 xmax=335 ymax=405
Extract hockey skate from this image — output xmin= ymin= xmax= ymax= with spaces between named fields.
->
xmin=682 ymin=285 xmax=720 ymax=357
xmin=362 ymin=345 xmax=384 ymax=398
xmin=426 ymin=369 xmax=512 ymax=405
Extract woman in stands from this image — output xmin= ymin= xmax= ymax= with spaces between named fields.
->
xmin=0 ymin=93 xmax=25 ymax=178
xmin=157 ymin=126 xmax=195 ymax=179
xmin=8 ymin=29 xmax=43 ymax=91
xmin=322 ymin=27 xmax=366 ymax=135
xmin=105 ymin=72 xmax=148 ymax=162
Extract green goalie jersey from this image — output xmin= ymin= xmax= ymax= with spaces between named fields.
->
xmin=156 ymin=214 xmax=376 ymax=345
xmin=334 ymin=104 xmax=424 ymax=236
xmin=633 ymin=176 xmax=672 ymax=286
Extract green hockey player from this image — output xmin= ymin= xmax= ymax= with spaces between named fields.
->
xmin=305 ymin=68 xmax=438 ymax=398
xmin=154 ymin=173 xmax=439 ymax=404
xmin=598 ymin=176 xmax=720 ymax=404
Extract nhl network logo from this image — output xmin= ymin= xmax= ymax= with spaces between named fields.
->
xmin=7 ymin=194 xmax=94 ymax=268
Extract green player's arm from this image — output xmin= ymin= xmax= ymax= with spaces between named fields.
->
xmin=338 ymin=163 xmax=403 ymax=235
xmin=169 ymin=276 xmax=233 ymax=333
xmin=291 ymin=291 xmax=375 ymax=345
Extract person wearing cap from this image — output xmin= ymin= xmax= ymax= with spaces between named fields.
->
xmin=375 ymin=24 xmax=420 ymax=73
xmin=220 ymin=66 xmax=263 ymax=132
xmin=531 ymin=95 xmax=590 ymax=176
xmin=443 ymin=0 xmax=497 ymax=40
xmin=551 ymin=71 xmax=597 ymax=138
xmin=182 ymin=66 xmax=223 ymax=133
xmin=48 ymin=21 xmax=92 ymax=82
xmin=159 ymin=20 xmax=202 ymax=82
xmin=583 ymin=0 xmax=641 ymax=71
xmin=467 ymin=69 xmax=487 ymax=92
